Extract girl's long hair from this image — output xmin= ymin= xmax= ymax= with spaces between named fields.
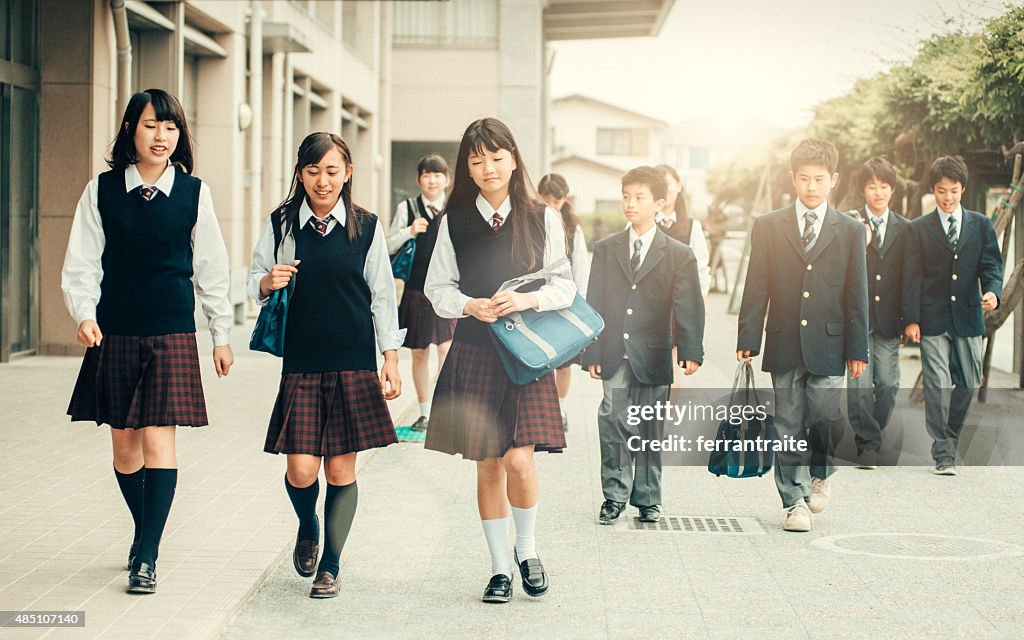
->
xmin=108 ymin=89 xmax=194 ymax=174
xmin=447 ymin=118 xmax=544 ymax=271
xmin=657 ymin=164 xmax=690 ymax=223
xmin=271 ymin=132 xmax=366 ymax=241
xmin=538 ymin=173 xmax=580 ymax=256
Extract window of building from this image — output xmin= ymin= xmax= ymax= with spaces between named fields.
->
xmin=688 ymin=146 xmax=711 ymax=171
xmin=596 ymin=128 xmax=648 ymax=156
xmin=393 ymin=0 xmax=497 ymax=47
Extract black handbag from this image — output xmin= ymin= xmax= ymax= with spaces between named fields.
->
xmin=249 ymin=214 xmax=295 ymax=357
xmin=707 ymin=362 xmax=778 ymax=478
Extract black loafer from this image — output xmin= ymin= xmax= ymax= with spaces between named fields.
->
xmin=127 ymin=561 xmax=156 ymax=594
xmin=411 ymin=416 xmax=429 ymax=432
xmin=638 ymin=505 xmax=661 ymax=523
xmin=293 ymin=516 xmax=320 ymax=578
xmin=481 ymin=573 xmax=512 ymax=604
xmin=514 ymin=550 xmax=549 ymax=597
xmin=599 ymin=500 xmax=626 ymax=525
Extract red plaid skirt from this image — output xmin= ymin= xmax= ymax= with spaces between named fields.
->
xmin=399 ymin=288 xmax=456 ymax=349
xmin=264 ymin=371 xmax=397 ymax=457
xmin=425 ymin=341 xmax=566 ymax=461
xmin=67 ymin=333 xmax=208 ymax=429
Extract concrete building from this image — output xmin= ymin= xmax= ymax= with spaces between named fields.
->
xmin=1 ymin=0 xmax=674 ymax=362
xmin=550 ymin=94 xmax=667 ymax=214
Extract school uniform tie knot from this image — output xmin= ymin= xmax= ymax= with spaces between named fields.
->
xmin=869 ymin=215 xmax=883 ymax=249
xmin=946 ymin=216 xmax=958 ymax=247
xmin=314 ymin=214 xmax=333 ymax=236
xmin=491 ymin=212 xmax=504 ymax=232
xmin=428 ymin=205 xmax=440 ymax=218
xmin=631 ymin=238 xmax=643 ymax=273
xmin=138 ymin=185 xmax=159 ymax=202
xmin=802 ymin=211 xmax=818 ymax=249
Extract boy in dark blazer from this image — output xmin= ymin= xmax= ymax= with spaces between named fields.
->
xmin=584 ymin=166 xmax=705 ymax=525
xmin=903 ymin=155 xmax=1003 ymax=476
xmin=737 ymin=139 xmax=869 ymax=532
xmin=847 ymin=157 xmax=911 ymax=468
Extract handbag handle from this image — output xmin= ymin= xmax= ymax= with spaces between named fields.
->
xmin=729 ymin=361 xmax=763 ymax=410
xmin=495 ymin=256 xmax=570 ymax=294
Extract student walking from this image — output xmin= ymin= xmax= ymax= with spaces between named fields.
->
xmin=62 ymin=89 xmax=234 ymax=594
xmin=655 ymin=165 xmax=711 ymax=298
xmin=537 ymin=173 xmax=590 ymax=429
xmin=423 ymin=118 xmax=575 ymax=604
xmin=387 ymin=154 xmax=457 ymax=432
xmin=247 ymin=132 xmax=403 ymax=598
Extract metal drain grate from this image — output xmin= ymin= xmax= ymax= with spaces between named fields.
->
xmin=625 ymin=515 xmax=765 ymax=534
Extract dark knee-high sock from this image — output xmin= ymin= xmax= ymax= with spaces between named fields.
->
xmin=135 ymin=468 xmax=177 ymax=567
xmin=114 ymin=466 xmax=146 ymax=547
xmin=284 ymin=476 xmax=321 ymax=541
xmin=317 ymin=482 xmax=358 ymax=578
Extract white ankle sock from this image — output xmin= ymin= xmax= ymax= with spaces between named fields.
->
xmin=481 ymin=517 xmax=511 ymax=578
xmin=419 ymin=402 xmax=431 ymax=419
xmin=511 ymin=504 xmax=538 ymax=561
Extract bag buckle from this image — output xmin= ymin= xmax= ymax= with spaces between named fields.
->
xmin=504 ymin=320 xmax=516 ymax=331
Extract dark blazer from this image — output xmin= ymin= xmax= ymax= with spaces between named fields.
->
xmin=737 ymin=205 xmax=869 ymax=377
xmin=583 ymin=227 xmax=705 ymax=385
xmin=902 ymin=208 xmax=1003 ymax=338
xmin=860 ymin=208 xmax=911 ymax=339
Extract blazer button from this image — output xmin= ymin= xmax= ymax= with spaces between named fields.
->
xmin=624 ymin=332 xmax=630 ymax=340
xmin=806 ymin=264 xmax=812 ymax=271
xmin=952 ymin=274 xmax=958 ymax=280
xmin=626 ymin=308 xmax=633 ymax=315
xmin=801 ymin=319 xmax=808 ymax=327
xmin=631 ymin=284 xmax=637 ymax=290
xmin=875 ymin=274 xmax=882 ymax=281
xmin=951 ymin=295 xmax=957 ymax=302
xmin=954 ymin=254 xmax=958 ymax=260
xmin=874 ymin=295 xmax=880 ymax=302
xmin=802 ymin=291 xmax=809 ymax=298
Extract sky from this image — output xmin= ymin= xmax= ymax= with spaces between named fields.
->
xmin=548 ymin=0 xmax=1011 ymax=130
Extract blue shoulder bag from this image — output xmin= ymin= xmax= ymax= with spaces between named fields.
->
xmin=488 ymin=257 xmax=605 ymax=385
xmin=249 ymin=214 xmax=295 ymax=357
xmin=390 ymin=198 xmax=418 ymax=281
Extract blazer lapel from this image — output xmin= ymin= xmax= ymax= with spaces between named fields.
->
xmin=634 ymin=230 xmax=666 ymax=283
xmin=926 ymin=210 xmax=955 ymax=254
xmin=805 ymin=206 xmax=839 ymax=264
xmin=879 ymin=212 xmax=903 ymax=256
xmin=955 ymin=210 xmax=972 ymax=252
xmin=611 ymin=231 xmax=632 ymax=282
xmin=781 ymin=205 xmax=807 ymax=263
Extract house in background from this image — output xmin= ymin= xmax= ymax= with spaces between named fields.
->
xmin=550 ymin=94 xmax=667 ymax=215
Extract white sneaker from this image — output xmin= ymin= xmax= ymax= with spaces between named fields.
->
xmin=807 ymin=477 xmax=831 ymax=513
xmin=783 ymin=501 xmax=812 ymax=532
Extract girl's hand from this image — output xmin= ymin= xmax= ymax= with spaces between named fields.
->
xmin=491 ymin=290 xmax=538 ymax=317
xmin=77 ymin=320 xmax=103 ymax=348
xmin=259 ymin=260 xmax=301 ymax=297
xmin=213 ymin=345 xmax=234 ymax=377
xmin=380 ymin=351 xmax=401 ymax=400
xmin=464 ymin=298 xmax=498 ymax=323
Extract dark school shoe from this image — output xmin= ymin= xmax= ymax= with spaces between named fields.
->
xmin=309 ymin=571 xmax=340 ymax=598
xmin=411 ymin=416 xmax=429 ymax=432
xmin=127 ymin=561 xmax=156 ymax=594
xmin=598 ymin=500 xmax=626 ymax=525
xmin=481 ymin=573 xmax=512 ymax=604
xmin=638 ymin=505 xmax=661 ymax=523
xmin=293 ymin=515 xmax=320 ymax=578
xmin=514 ymin=550 xmax=549 ymax=597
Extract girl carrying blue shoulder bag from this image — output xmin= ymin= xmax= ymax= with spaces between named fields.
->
xmin=250 ymin=213 xmax=295 ymax=356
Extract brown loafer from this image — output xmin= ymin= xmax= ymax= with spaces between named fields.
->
xmin=309 ymin=571 xmax=340 ymax=598
xmin=293 ymin=538 xmax=319 ymax=578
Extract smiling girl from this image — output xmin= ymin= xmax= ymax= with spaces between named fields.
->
xmin=62 ymin=89 xmax=234 ymax=594
xmin=247 ymin=132 xmax=403 ymax=598
xmin=423 ymin=118 xmax=576 ymax=604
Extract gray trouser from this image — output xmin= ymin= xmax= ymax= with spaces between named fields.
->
xmin=846 ymin=332 xmax=901 ymax=455
xmin=598 ymin=361 xmax=670 ymax=507
xmin=771 ymin=365 xmax=845 ymax=508
xmin=919 ymin=332 xmax=983 ymax=462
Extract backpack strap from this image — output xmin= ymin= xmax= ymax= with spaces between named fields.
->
xmin=271 ymin=210 xmax=295 ymax=266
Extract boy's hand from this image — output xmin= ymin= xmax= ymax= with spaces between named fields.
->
xmin=736 ymin=350 xmax=752 ymax=364
xmin=491 ymin=291 xmax=538 ymax=317
xmin=260 ymin=260 xmax=301 ymax=297
xmin=681 ymin=360 xmax=700 ymax=376
xmin=588 ymin=364 xmax=602 ymax=380
xmin=77 ymin=320 xmax=103 ymax=348
xmin=847 ymin=358 xmax=866 ymax=379
xmin=464 ymin=298 xmax=498 ymax=323
xmin=410 ymin=218 xmax=429 ymax=235
xmin=380 ymin=350 xmax=401 ymax=400
xmin=213 ymin=345 xmax=234 ymax=377
xmin=903 ymin=323 xmax=920 ymax=344
xmin=982 ymin=291 xmax=998 ymax=311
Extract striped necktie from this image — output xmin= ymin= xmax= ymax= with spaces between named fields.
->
xmin=869 ymin=215 xmax=883 ymax=250
xmin=631 ymin=239 xmax=642 ymax=273
xmin=139 ymin=185 xmax=158 ymax=201
xmin=314 ymin=215 xmax=333 ymax=236
xmin=946 ymin=216 xmax=958 ymax=247
xmin=491 ymin=212 xmax=503 ymax=232
xmin=802 ymin=211 xmax=818 ymax=250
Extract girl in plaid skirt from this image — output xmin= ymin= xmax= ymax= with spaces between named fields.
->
xmin=423 ymin=118 xmax=577 ymax=604
xmin=247 ymin=132 xmax=403 ymax=599
xmin=62 ymin=89 xmax=235 ymax=595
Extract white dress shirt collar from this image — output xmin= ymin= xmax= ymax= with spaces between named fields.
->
xmin=475 ymin=193 xmax=512 ymax=224
xmin=124 ymin=162 xmax=176 ymax=196
xmin=422 ymin=193 xmax=446 ymax=214
xmin=299 ymin=197 xmax=348 ymax=230
xmin=937 ymin=205 xmax=963 ymax=231
xmin=865 ymin=206 xmax=889 ymax=225
xmin=628 ymin=223 xmax=659 ymax=266
xmin=655 ymin=210 xmax=677 ymax=225
xmin=795 ymin=199 xmax=828 ymax=221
